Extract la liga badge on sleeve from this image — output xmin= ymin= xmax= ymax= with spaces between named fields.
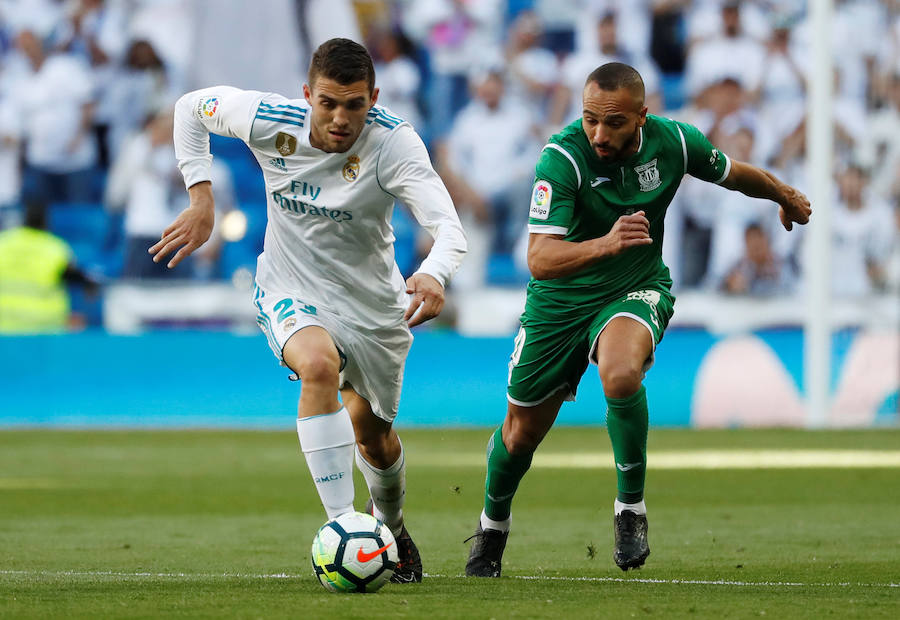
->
xmin=530 ymin=180 xmax=552 ymax=220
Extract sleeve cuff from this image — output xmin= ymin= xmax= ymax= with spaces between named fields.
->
xmin=178 ymin=156 xmax=213 ymax=189
xmin=413 ymin=260 xmax=449 ymax=289
xmin=528 ymin=224 xmax=569 ymax=235
xmin=714 ymin=153 xmax=732 ymax=185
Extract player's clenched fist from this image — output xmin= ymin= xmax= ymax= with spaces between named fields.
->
xmin=148 ymin=181 xmax=215 ymax=268
xmin=600 ymin=210 xmax=653 ymax=256
xmin=778 ymin=186 xmax=812 ymax=232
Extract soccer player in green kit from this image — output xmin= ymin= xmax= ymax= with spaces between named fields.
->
xmin=465 ymin=63 xmax=812 ymax=576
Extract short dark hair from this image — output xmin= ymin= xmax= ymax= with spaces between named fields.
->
xmin=585 ymin=62 xmax=645 ymax=103
xmin=308 ymin=38 xmax=375 ymax=94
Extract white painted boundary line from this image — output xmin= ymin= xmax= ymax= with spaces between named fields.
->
xmin=412 ymin=450 xmax=900 ymax=469
xmin=1 ymin=570 xmax=897 ymax=589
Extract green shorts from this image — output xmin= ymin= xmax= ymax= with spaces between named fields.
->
xmin=507 ymin=287 xmax=675 ymax=406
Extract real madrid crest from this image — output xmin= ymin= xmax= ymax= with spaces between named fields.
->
xmin=634 ymin=158 xmax=661 ymax=192
xmin=275 ymin=132 xmax=297 ymax=156
xmin=342 ymin=154 xmax=360 ymax=182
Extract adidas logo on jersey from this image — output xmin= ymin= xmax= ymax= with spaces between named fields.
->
xmin=269 ymin=157 xmax=287 ymax=172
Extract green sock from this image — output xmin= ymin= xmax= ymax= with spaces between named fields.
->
xmin=483 ymin=427 xmax=533 ymax=521
xmin=605 ymin=385 xmax=649 ymax=504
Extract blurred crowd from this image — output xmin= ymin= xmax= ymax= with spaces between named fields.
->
xmin=0 ymin=0 xmax=898 ymax=333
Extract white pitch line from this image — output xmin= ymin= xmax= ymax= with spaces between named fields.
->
xmin=1 ymin=570 xmax=896 ymax=589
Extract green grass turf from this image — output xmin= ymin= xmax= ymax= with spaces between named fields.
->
xmin=1 ymin=428 xmax=898 ymax=619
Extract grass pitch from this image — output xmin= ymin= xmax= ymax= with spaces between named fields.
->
xmin=1 ymin=427 xmax=898 ymax=619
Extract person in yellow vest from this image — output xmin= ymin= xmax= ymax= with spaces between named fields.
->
xmin=0 ymin=203 xmax=98 ymax=333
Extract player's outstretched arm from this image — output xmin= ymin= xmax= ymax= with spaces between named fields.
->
xmin=148 ymin=181 xmax=215 ymax=268
xmin=527 ymin=211 xmax=652 ymax=280
xmin=719 ymin=160 xmax=812 ymax=231
xmin=379 ymin=125 xmax=466 ymax=326
xmin=150 ymin=86 xmax=264 ymax=268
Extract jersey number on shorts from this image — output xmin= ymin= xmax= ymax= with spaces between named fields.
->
xmin=273 ymin=298 xmax=318 ymax=323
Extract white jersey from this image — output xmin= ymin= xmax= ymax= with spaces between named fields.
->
xmin=173 ymin=86 xmax=466 ymax=329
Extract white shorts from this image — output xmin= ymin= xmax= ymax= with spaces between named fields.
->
xmin=252 ymin=282 xmax=413 ymax=423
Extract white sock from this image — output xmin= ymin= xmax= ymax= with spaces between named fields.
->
xmin=296 ymin=408 xmax=355 ymax=519
xmin=480 ymin=509 xmax=511 ymax=533
xmin=355 ymin=443 xmax=405 ymax=537
xmin=614 ymin=499 xmax=647 ymax=516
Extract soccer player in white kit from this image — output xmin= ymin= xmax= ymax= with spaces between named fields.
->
xmin=149 ymin=38 xmax=467 ymax=583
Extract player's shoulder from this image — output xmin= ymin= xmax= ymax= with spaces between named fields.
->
xmin=251 ymin=93 xmax=310 ymax=133
xmin=538 ymin=119 xmax=589 ymax=185
xmin=644 ymin=114 xmax=704 ymax=159
xmin=644 ymin=114 xmax=689 ymax=142
xmin=365 ymin=104 xmax=408 ymax=134
xmin=361 ymin=105 xmax=412 ymax=145
xmin=248 ymin=93 xmax=309 ymax=154
xmin=548 ymin=118 xmax=586 ymax=149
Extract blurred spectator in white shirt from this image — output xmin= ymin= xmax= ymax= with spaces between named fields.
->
xmin=9 ymin=29 xmax=98 ymax=205
xmin=791 ymin=0 xmax=888 ymax=111
xmin=0 ymin=94 xmax=21 ymax=227
xmin=580 ymin=0 xmax=654 ymax=58
xmin=683 ymin=1 xmax=766 ymax=99
xmin=829 ymin=164 xmax=895 ymax=297
xmin=685 ymin=0 xmax=771 ymax=46
xmin=885 ymin=205 xmax=900 ymax=297
xmin=704 ymin=122 xmax=780 ymax=288
xmin=436 ymin=68 xmax=539 ymax=289
xmin=751 ymin=15 xmax=807 ymax=166
xmin=127 ymin=0 xmax=191 ymax=90
xmin=369 ymin=26 xmax=423 ymax=132
xmin=402 ymin=0 xmax=504 ymax=140
xmin=872 ymin=7 xmax=900 ymax=103
xmin=0 ymin=0 xmax=64 ymax=42
xmin=550 ymin=9 xmax=663 ymax=129
xmin=530 ymin=0 xmax=582 ymax=54
xmin=97 ymin=39 xmax=178 ymax=162
xmin=105 ymin=109 xmax=235 ymax=280
xmin=857 ymin=72 xmax=900 ymax=204
xmin=504 ymin=11 xmax=559 ymax=123
xmin=720 ymin=222 xmax=797 ymax=297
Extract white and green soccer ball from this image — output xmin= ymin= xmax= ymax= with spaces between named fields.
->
xmin=311 ymin=511 xmax=398 ymax=593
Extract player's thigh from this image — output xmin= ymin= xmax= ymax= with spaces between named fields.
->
xmin=507 ymin=318 xmax=593 ymax=407
xmin=252 ymin=283 xmax=338 ymax=373
xmin=588 ymin=287 xmax=674 ymax=374
xmin=335 ymin=322 xmax=412 ymax=425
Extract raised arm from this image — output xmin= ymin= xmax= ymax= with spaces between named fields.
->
xmin=378 ymin=125 xmax=468 ymax=327
xmin=677 ymin=120 xmax=812 ymax=232
xmin=149 ymin=86 xmax=263 ymax=268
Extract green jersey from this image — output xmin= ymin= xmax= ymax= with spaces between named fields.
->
xmin=526 ymin=114 xmax=731 ymax=317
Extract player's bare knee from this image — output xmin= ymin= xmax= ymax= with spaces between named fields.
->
xmin=503 ymin=419 xmax=542 ymax=455
xmin=599 ymin=365 xmax=643 ymax=399
xmin=295 ymin=355 xmax=340 ymax=387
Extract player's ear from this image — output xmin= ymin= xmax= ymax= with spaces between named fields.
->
xmin=302 ymin=83 xmax=312 ymax=103
xmin=638 ymin=106 xmax=648 ymax=126
xmin=369 ymin=86 xmax=379 ymax=108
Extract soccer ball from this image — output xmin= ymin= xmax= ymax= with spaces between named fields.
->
xmin=310 ymin=511 xmax=398 ymax=593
